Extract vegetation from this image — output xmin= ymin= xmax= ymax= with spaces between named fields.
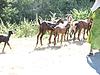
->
xmin=0 ymin=0 xmax=94 ymax=37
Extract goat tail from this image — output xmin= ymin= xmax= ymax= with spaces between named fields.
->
xmin=38 ymin=19 xmax=41 ymax=25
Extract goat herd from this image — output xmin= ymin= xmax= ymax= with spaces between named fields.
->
xmin=36 ymin=14 xmax=93 ymax=47
xmin=0 ymin=14 xmax=93 ymax=54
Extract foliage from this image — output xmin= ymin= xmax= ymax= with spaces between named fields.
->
xmin=0 ymin=18 xmax=38 ymax=38
xmin=0 ymin=0 xmax=93 ymax=24
xmin=15 ymin=18 xmax=37 ymax=38
xmin=14 ymin=18 xmax=38 ymax=38
xmin=0 ymin=0 xmax=94 ymax=38
xmin=71 ymin=9 xmax=91 ymax=20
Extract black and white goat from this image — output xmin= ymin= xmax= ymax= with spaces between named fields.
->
xmin=0 ymin=31 xmax=13 ymax=53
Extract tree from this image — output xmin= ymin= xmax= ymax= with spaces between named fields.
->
xmin=0 ymin=0 xmax=19 ymax=24
xmin=0 ymin=0 xmax=94 ymax=24
xmin=0 ymin=0 xmax=7 ymax=23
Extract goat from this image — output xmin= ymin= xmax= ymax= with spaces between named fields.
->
xmin=73 ymin=18 xmax=93 ymax=41
xmin=0 ymin=31 xmax=13 ymax=53
xmin=36 ymin=19 xmax=63 ymax=47
xmin=53 ymin=21 xmax=71 ymax=46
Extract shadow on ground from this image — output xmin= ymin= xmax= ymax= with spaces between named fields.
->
xmin=33 ymin=39 xmax=87 ymax=52
xmin=34 ymin=45 xmax=62 ymax=51
xmin=72 ymin=40 xmax=86 ymax=46
xmin=0 ymin=51 xmax=6 ymax=54
xmin=87 ymin=52 xmax=100 ymax=74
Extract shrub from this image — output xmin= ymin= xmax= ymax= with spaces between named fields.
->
xmin=0 ymin=18 xmax=38 ymax=38
xmin=15 ymin=18 xmax=38 ymax=38
xmin=71 ymin=9 xmax=91 ymax=20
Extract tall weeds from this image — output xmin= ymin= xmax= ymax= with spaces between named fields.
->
xmin=0 ymin=18 xmax=38 ymax=38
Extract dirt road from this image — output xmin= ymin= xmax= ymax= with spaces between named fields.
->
xmin=0 ymin=38 xmax=100 ymax=75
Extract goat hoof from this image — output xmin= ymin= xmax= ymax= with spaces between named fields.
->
xmin=49 ymin=42 xmax=51 ymax=44
xmin=54 ymin=44 xmax=56 ymax=46
xmin=73 ymin=37 xmax=76 ymax=41
xmin=64 ymin=39 xmax=67 ymax=41
xmin=1 ymin=51 xmax=5 ymax=54
xmin=70 ymin=35 xmax=72 ymax=38
xmin=73 ymin=39 xmax=75 ymax=41
xmin=83 ymin=37 xmax=86 ymax=40
xmin=78 ymin=39 xmax=80 ymax=41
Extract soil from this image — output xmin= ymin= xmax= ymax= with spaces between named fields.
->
xmin=0 ymin=37 xmax=100 ymax=75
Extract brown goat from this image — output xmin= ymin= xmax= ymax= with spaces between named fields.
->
xmin=36 ymin=19 xmax=63 ymax=47
xmin=73 ymin=18 xmax=93 ymax=41
xmin=0 ymin=31 xmax=13 ymax=53
xmin=53 ymin=22 xmax=71 ymax=46
xmin=53 ymin=14 xmax=73 ymax=46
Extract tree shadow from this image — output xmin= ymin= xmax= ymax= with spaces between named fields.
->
xmin=87 ymin=52 xmax=100 ymax=74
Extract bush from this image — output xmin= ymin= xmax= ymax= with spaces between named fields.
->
xmin=71 ymin=9 xmax=91 ymax=20
xmin=15 ymin=18 xmax=38 ymax=38
xmin=0 ymin=18 xmax=38 ymax=38
xmin=0 ymin=18 xmax=16 ymax=34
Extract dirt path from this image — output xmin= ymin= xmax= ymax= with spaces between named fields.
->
xmin=0 ymin=37 xmax=100 ymax=75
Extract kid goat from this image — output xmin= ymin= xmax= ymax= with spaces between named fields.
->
xmin=0 ymin=31 xmax=13 ymax=53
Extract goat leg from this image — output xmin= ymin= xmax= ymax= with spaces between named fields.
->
xmin=83 ymin=29 xmax=86 ymax=40
xmin=61 ymin=34 xmax=63 ymax=45
xmin=78 ymin=29 xmax=81 ymax=41
xmin=57 ymin=34 xmax=59 ymax=42
xmin=66 ymin=30 xmax=69 ymax=41
xmin=49 ymin=31 xmax=53 ymax=44
xmin=40 ymin=33 xmax=45 ymax=46
xmin=64 ymin=33 xmax=66 ymax=41
xmin=36 ymin=32 xmax=41 ymax=47
xmin=7 ymin=42 xmax=12 ymax=49
xmin=2 ymin=42 xmax=6 ymax=53
xmin=54 ymin=33 xmax=57 ymax=46
xmin=73 ymin=29 xmax=77 ymax=41
xmin=87 ymin=29 xmax=89 ymax=36
xmin=70 ymin=30 xmax=74 ymax=38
